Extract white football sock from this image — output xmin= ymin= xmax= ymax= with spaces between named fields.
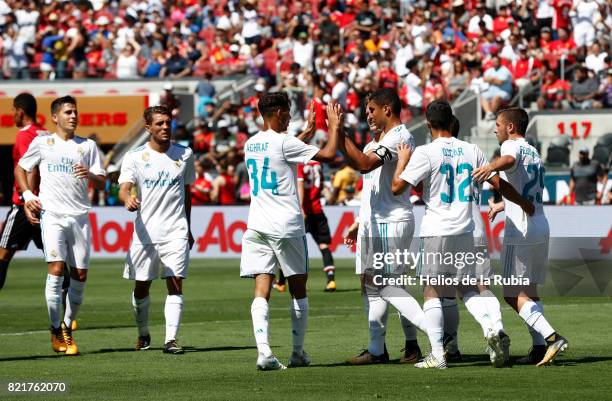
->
xmin=164 ymin=294 xmax=183 ymax=344
xmin=519 ymin=300 xmax=555 ymax=341
xmin=132 ymin=293 xmax=150 ymax=337
xmin=45 ymin=274 xmax=63 ymax=328
xmin=251 ymin=297 xmax=272 ymax=357
xmin=480 ymin=290 xmax=504 ymax=333
xmin=386 ymin=295 xmax=426 ymax=334
xmin=290 ymin=297 xmax=308 ymax=354
xmin=63 ymin=279 xmax=85 ymax=329
xmin=398 ymin=312 xmax=418 ymax=341
xmin=423 ymin=298 xmax=445 ymax=359
xmin=442 ymin=297 xmax=459 ymax=337
xmin=367 ymin=296 xmax=388 ymax=356
xmin=463 ymin=291 xmax=492 ymax=336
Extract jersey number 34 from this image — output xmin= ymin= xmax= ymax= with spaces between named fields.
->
xmin=246 ymin=157 xmax=278 ymax=196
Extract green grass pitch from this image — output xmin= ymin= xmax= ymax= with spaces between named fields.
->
xmin=0 ymin=259 xmax=611 ymax=401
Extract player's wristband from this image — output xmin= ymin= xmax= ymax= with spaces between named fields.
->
xmin=22 ymin=190 xmax=38 ymax=203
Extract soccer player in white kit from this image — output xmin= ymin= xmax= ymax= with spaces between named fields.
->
xmin=119 ymin=106 xmax=195 ymax=354
xmin=473 ymin=108 xmax=568 ymax=366
xmin=441 ymin=115 xmax=508 ymax=365
xmin=240 ymin=93 xmax=343 ymax=371
xmin=15 ymin=96 xmax=106 ymax=355
xmin=340 ymin=89 xmax=435 ymax=366
xmin=393 ymin=100 xmax=534 ymax=368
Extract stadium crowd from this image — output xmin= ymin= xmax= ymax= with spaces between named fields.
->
xmin=1 ymin=0 xmax=611 ymax=206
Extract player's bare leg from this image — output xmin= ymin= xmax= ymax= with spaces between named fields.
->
xmin=504 ymin=285 xmax=568 ymax=366
xmin=133 ymin=280 xmax=152 ymax=351
xmin=163 ymin=276 xmax=184 ymax=354
xmin=252 ymin=273 xmax=285 ymax=370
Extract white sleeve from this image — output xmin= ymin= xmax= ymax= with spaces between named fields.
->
xmin=17 ymin=137 xmax=40 ymax=172
xmin=184 ymin=150 xmax=196 ymax=185
xmin=88 ymin=142 xmax=106 ymax=176
xmin=399 ymin=146 xmax=430 ymax=186
xmin=377 ymin=130 xmax=414 ymax=163
xmin=500 ymin=141 xmax=519 ymax=173
xmin=118 ymin=153 xmax=137 ymax=184
xmin=283 ymin=134 xmax=320 ymax=164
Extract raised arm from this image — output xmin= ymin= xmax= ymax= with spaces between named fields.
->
xmin=312 ymin=101 xmax=343 ymax=163
xmin=340 ymin=135 xmax=383 ymax=173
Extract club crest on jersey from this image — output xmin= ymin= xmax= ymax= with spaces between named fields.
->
xmin=77 ymin=147 xmax=85 ymax=156
xmin=142 ymin=152 xmax=150 ymax=162
xmin=50 ymin=250 xmax=58 ymax=258
xmin=47 ymin=137 xmax=55 ymax=146
xmin=175 ymin=159 xmax=182 ymax=168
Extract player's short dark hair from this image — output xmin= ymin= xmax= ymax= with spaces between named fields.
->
xmin=450 ymin=115 xmax=460 ymax=138
xmin=143 ymin=105 xmax=172 ymax=125
xmin=258 ymin=92 xmax=290 ymax=118
xmin=497 ymin=107 xmax=528 ymax=136
xmin=13 ymin=93 xmax=37 ymax=118
xmin=425 ymin=100 xmax=453 ymax=131
xmin=367 ymin=88 xmax=402 ymax=117
xmin=50 ymin=95 xmax=77 ymax=115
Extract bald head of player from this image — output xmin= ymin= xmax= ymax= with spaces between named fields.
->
xmin=258 ymin=92 xmax=291 ymax=133
xmin=494 ymin=108 xmax=528 ymax=145
xmin=144 ymin=105 xmax=172 ymax=150
xmin=425 ymin=100 xmax=453 ymax=139
xmin=50 ymin=96 xmax=78 ymax=137
xmin=13 ymin=93 xmax=37 ymax=129
xmin=366 ymin=88 xmax=402 ymax=136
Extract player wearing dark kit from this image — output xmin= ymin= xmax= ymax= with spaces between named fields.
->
xmin=0 ymin=94 xmax=49 ymax=289
xmin=274 ymin=160 xmax=337 ymax=292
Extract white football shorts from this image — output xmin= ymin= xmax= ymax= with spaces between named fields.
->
xmin=240 ymin=229 xmax=308 ymax=278
xmin=501 ymin=240 xmax=549 ymax=285
xmin=124 ymin=238 xmax=190 ymax=281
xmin=40 ymin=210 xmax=91 ymax=268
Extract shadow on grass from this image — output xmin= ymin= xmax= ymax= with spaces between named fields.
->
xmin=0 ymin=354 xmax=67 ymax=362
xmin=183 ymin=345 xmax=257 ymax=353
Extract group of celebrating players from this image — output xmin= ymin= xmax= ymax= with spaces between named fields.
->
xmin=0 ymin=88 xmax=568 ymax=370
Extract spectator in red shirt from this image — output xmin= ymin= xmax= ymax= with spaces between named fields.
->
xmin=191 ymin=159 xmax=212 ymax=205
xmin=537 ymin=69 xmax=570 ymax=109
xmin=510 ymin=44 xmax=544 ymax=93
xmin=211 ymin=162 xmax=236 ymax=205
xmin=547 ymin=27 xmax=577 ymax=69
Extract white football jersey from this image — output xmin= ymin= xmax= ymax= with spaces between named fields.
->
xmin=18 ymin=133 xmax=106 ymax=216
xmin=400 ymin=136 xmax=487 ymax=237
xmin=499 ymin=138 xmax=549 ymax=244
xmin=244 ymin=129 xmax=319 ymax=237
xmin=119 ymin=143 xmax=195 ymax=244
xmin=359 ymin=124 xmax=415 ymax=223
